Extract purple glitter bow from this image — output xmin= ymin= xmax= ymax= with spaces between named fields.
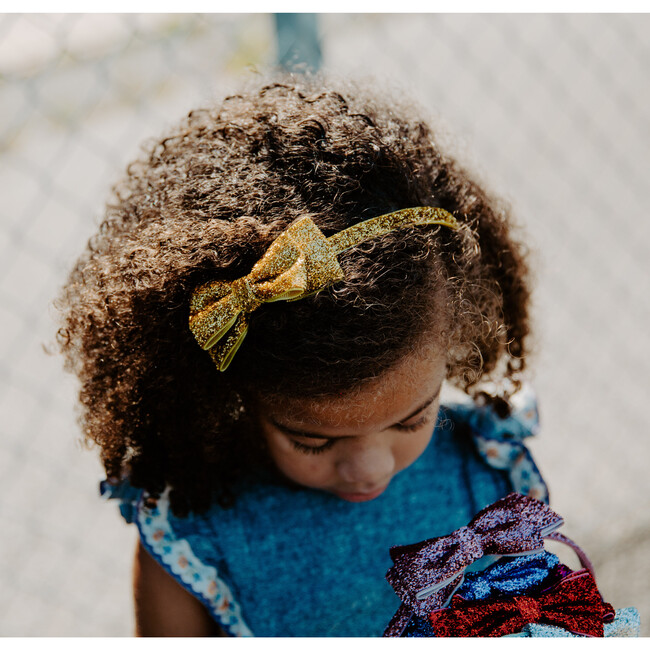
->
xmin=385 ymin=493 xmax=564 ymax=619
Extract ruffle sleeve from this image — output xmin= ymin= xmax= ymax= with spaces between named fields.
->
xmin=443 ymin=384 xmax=549 ymax=503
xmin=100 ymin=478 xmax=253 ymax=636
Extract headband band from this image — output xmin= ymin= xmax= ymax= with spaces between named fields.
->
xmin=189 ymin=206 xmax=459 ymax=371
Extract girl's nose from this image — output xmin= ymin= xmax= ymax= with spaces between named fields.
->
xmin=336 ymin=441 xmax=395 ymax=487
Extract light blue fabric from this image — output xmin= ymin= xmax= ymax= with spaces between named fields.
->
xmin=103 ymin=397 xmax=547 ymax=637
xmin=506 ymin=607 xmax=641 ymax=637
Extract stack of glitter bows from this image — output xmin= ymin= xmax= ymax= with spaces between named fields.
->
xmin=383 ymin=493 xmax=640 ymax=637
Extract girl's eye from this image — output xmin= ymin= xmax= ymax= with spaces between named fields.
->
xmin=394 ymin=415 xmax=429 ymax=432
xmin=289 ymin=438 xmax=336 ymax=455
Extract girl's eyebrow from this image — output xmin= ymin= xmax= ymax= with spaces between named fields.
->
xmin=270 ymin=385 xmax=442 ymax=440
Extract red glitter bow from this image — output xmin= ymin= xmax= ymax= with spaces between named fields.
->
xmin=385 ymin=493 xmax=564 ymax=617
xmin=428 ymin=569 xmax=614 ymax=637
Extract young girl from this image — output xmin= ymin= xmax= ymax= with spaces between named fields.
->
xmin=56 ymin=74 xmax=546 ymax=637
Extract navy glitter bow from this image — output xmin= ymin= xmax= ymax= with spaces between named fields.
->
xmin=385 ymin=493 xmax=564 ymax=618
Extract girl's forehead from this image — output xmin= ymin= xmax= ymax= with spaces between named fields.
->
xmin=255 ymin=349 xmax=447 ymax=426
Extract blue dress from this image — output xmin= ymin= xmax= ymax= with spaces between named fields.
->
xmin=102 ymin=388 xmax=547 ymax=637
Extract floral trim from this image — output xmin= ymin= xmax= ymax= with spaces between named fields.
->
xmin=473 ymin=435 xmax=548 ymax=503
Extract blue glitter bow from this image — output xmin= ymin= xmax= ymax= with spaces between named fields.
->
xmin=456 ymin=551 xmax=559 ymax=601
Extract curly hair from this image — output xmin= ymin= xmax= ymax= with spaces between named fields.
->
xmin=55 ymin=73 xmax=532 ymax=516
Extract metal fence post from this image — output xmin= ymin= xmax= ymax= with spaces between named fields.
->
xmin=275 ymin=13 xmax=321 ymax=72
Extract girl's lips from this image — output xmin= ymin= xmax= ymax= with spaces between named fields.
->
xmin=333 ymin=483 xmax=389 ymax=502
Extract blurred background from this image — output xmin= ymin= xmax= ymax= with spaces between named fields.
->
xmin=0 ymin=13 xmax=648 ymax=636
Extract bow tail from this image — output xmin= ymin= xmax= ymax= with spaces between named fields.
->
xmin=208 ymin=313 xmax=249 ymax=371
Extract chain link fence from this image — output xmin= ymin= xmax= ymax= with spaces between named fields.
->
xmin=1 ymin=13 xmax=648 ymax=636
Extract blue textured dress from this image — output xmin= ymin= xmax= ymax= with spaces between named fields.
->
xmin=102 ymin=389 xmax=547 ymax=637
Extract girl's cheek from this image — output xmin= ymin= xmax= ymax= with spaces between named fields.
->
xmin=289 ymin=448 xmax=331 ymax=475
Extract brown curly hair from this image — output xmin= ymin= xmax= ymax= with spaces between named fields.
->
xmin=55 ymin=73 xmax=532 ymax=516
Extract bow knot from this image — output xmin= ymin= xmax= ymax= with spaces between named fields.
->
xmin=453 ymin=526 xmax=482 ymax=559
xmin=229 ymin=277 xmax=262 ymax=313
xmin=515 ymin=596 xmax=542 ymax=624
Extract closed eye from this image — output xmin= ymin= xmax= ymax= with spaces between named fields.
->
xmin=289 ymin=438 xmax=336 ymax=454
xmin=393 ymin=414 xmax=430 ymax=432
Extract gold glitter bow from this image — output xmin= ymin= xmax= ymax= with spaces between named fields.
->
xmin=189 ymin=206 xmax=459 ymax=371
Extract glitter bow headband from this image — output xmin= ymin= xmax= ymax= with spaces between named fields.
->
xmin=428 ymin=570 xmax=615 ymax=637
xmin=189 ymin=207 xmax=459 ymax=371
xmin=456 ymin=551 xmax=560 ymax=603
xmin=385 ymin=493 xmax=565 ymax=618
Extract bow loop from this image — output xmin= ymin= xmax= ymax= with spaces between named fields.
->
xmin=470 ymin=492 xmax=563 ymax=555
